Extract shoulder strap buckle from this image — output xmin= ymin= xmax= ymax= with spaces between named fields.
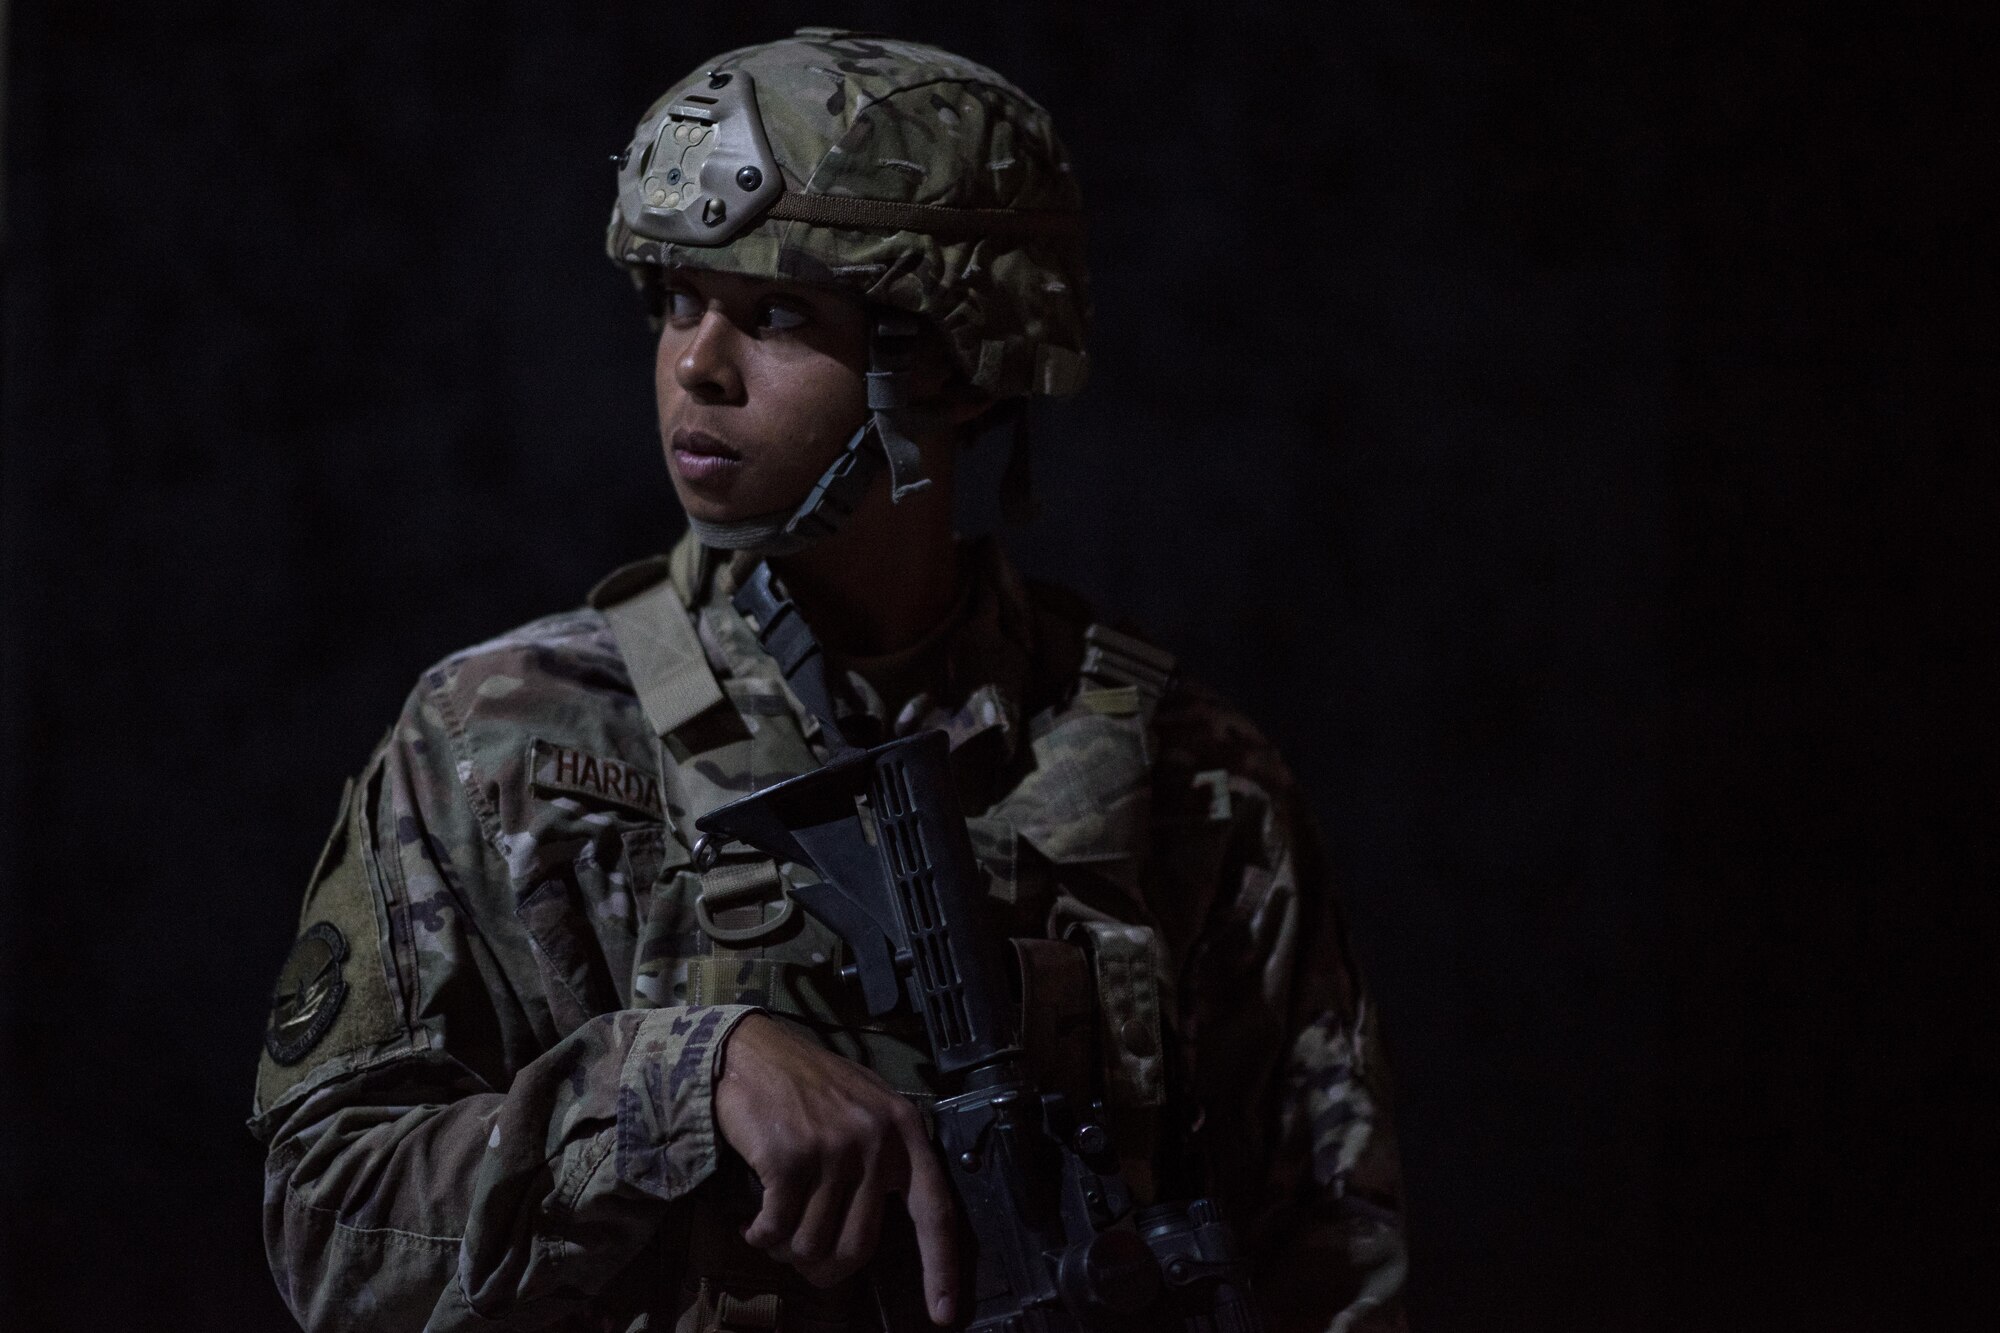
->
xmin=694 ymin=857 xmax=797 ymax=946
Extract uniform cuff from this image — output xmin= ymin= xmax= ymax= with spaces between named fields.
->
xmin=612 ymin=1004 xmax=760 ymax=1202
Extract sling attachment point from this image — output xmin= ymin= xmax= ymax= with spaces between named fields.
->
xmin=695 ymin=857 xmax=796 ymax=946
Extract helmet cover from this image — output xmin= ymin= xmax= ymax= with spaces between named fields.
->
xmin=608 ymin=28 xmax=1090 ymax=399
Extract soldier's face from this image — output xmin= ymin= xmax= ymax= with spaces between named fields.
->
xmin=652 ymin=268 xmax=872 ymax=522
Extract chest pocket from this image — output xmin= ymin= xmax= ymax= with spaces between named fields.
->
xmin=515 ymin=819 xmax=662 ymax=1039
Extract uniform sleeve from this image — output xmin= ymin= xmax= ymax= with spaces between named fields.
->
xmin=248 ymin=686 xmax=757 ymax=1332
xmin=1255 ymin=807 xmax=1408 ymax=1333
xmin=1155 ymin=684 xmax=1409 ymax=1333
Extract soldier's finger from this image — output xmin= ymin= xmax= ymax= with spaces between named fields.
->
xmin=741 ymin=1162 xmax=814 ymax=1251
xmin=824 ymin=1160 xmax=888 ymax=1284
xmin=900 ymin=1135 xmax=958 ymax=1326
xmin=786 ymin=1153 xmax=862 ymax=1271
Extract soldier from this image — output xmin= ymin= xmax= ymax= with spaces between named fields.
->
xmin=250 ymin=28 xmax=1406 ymax=1333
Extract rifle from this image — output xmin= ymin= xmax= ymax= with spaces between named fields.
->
xmin=695 ymin=565 xmax=1265 ymax=1331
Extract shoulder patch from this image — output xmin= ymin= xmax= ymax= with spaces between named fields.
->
xmin=530 ymin=738 xmax=663 ymax=818
xmin=253 ymin=765 xmax=408 ymax=1125
xmin=265 ymin=922 xmax=349 ymax=1065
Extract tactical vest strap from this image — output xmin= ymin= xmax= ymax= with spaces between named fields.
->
xmin=1012 ymin=937 xmax=1097 ymax=1106
xmin=1080 ymin=623 xmax=1176 ymax=700
xmin=1066 ymin=921 xmax=1169 ymax=1110
xmin=596 ymin=568 xmax=728 ymax=738
xmin=686 ymin=957 xmax=775 ymax=1008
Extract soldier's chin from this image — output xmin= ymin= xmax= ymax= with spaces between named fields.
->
xmin=673 ymin=481 xmax=791 ymax=525
xmin=676 ymin=488 xmax=768 ymax=524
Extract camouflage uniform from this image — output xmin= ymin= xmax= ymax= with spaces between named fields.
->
xmin=254 ymin=26 xmax=1405 ymax=1333
xmin=251 ymin=535 xmax=1406 ymax=1332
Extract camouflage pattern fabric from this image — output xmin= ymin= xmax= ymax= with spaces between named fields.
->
xmin=607 ymin=29 xmax=1091 ymax=400
xmin=251 ymin=532 xmax=1406 ymax=1332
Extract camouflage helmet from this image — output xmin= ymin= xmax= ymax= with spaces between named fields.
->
xmin=607 ymin=27 xmax=1089 ymax=402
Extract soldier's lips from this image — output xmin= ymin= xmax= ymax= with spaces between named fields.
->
xmin=670 ymin=429 xmax=744 ymax=486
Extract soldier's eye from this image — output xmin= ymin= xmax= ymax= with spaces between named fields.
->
xmin=664 ymin=287 xmax=704 ymax=322
xmin=757 ymin=299 xmax=808 ymax=332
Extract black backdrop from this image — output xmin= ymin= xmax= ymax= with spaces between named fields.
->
xmin=1 ymin=3 xmax=1990 ymax=1330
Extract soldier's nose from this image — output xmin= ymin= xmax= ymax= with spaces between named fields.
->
xmin=674 ymin=311 xmax=745 ymax=403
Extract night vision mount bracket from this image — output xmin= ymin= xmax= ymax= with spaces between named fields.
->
xmin=616 ymin=69 xmax=784 ymax=246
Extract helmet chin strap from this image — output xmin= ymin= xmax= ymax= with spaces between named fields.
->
xmin=684 ymin=312 xmax=946 ymax=558
xmin=685 ymin=508 xmax=817 ymax=556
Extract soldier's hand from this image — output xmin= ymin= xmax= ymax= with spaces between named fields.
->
xmin=713 ymin=1013 xmax=959 ymax=1325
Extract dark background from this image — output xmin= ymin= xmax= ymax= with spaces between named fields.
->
xmin=1 ymin=2 xmax=1989 ymax=1330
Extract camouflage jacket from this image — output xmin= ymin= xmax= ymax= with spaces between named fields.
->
xmin=250 ymin=534 xmax=1406 ymax=1333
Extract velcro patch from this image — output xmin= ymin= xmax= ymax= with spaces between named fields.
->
xmin=530 ymin=739 xmax=663 ymax=817
xmin=266 ymin=921 xmax=349 ymax=1066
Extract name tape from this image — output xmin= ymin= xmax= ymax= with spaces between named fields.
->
xmin=529 ymin=739 xmax=663 ymax=819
